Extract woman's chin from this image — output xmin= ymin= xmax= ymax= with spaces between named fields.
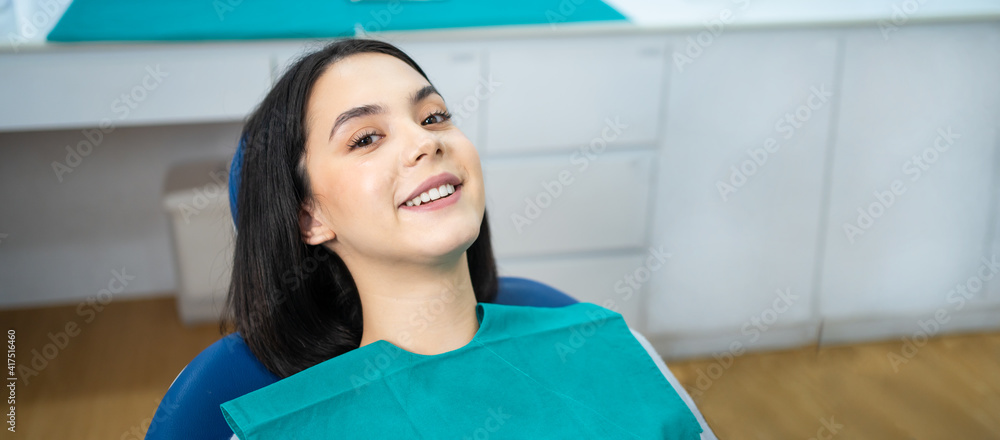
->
xmin=391 ymin=200 xmax=484 ymax=263
xmin=406 ymin=226 xmax=480 ymax=263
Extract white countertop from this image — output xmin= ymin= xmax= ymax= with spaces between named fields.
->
xmin=2 ymin=0 xmax=999 ymax=52
xmin=604 ymin=0 xmax=1000 ymax=28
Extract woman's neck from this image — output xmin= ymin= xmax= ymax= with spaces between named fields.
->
xmin=352 ymin=252 xmax=480 ymax=356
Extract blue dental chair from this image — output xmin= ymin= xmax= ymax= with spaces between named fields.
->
xmin=144 ymin=143 xmax=578 ymax=440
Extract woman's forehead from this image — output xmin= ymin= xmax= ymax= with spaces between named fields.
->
xmin=312 ymin=53 xmax=429 ymax=106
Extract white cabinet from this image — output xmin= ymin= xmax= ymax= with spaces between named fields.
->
xmin=483 ymin=150 xmax=654 ymax=258
xmin=162 ymin=160 xmax=234 ymax=324
xmin=0 ymin=46 xmax=272 ymax=131
xmin=646 ymin=30 xmax=839 ymax=339
xmin=484 ymin=36 xmax=667 ymax=154
xmin=819 ymin=23 xmax=1000 ymax=324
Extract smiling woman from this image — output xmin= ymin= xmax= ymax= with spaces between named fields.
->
xmin=220 ymin=39 xmax=712 ymax=439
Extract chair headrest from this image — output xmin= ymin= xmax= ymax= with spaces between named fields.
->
xmin=228 ymin=140 xmax=244 ymax=228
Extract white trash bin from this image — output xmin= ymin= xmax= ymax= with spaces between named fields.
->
xmin=162 ymin=159 xmax=234 ymax=325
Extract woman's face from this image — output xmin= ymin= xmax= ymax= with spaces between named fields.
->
xmin=299 ymin=53 xmax=486 ymax=266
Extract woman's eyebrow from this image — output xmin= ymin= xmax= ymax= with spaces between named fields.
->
xmin=329 ymin=104 xmax=387 ymax=141
xmin=327 ymin=86 xmax=440 ymax=142
xmin=410 ymin=85 xmax=440 ymax=105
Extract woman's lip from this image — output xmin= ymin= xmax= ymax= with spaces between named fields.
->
xmin=400 ymin=184 xmax=462 ymax=212
xmin=400 ymin=172 xmax=462 ymax=207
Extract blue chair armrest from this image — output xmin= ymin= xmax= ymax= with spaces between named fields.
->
xmin=145 ymin=333 xmax=278 ymax=440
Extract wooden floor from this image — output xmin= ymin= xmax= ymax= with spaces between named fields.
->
xmin=2 ymin=296 xmax=998 ymax=439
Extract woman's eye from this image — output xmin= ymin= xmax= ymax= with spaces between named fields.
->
xmin=422 ymin=111 xmax=452 ymax=126
xmin=348 ymin=131 xmax=382 ymax=149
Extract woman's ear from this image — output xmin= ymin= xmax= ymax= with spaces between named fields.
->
xmin=298 ymin=201 xmax=336 ymax=246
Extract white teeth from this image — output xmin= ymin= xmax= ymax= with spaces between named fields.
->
xmin=405 ymin=183 xmax=459 ymax=208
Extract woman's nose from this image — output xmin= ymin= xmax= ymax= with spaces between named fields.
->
xmin=403 ymin=124 xmax=444 ymax=166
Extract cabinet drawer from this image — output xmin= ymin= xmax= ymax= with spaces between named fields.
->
xmin=484 ymin=150 xmax=653 ymax=258
xmin=484 ymin=36 xmax=666 ymax=154
xmin=0 ymin=47 xmax=271 ymax=131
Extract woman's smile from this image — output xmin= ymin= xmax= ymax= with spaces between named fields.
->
xmin=400 ymin=183 xmax=463 ymax=212
xmin=400 ymin=171 xmax=463 ymax=210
